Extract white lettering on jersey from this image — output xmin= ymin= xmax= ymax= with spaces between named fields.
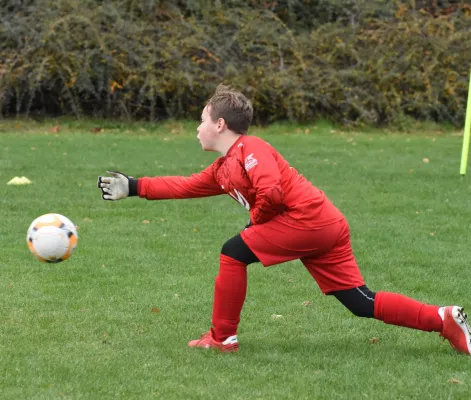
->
xmin=229 ymin=189 xmax=250 ymax=210
xmin=244 ymin=153 xmax=258 ymax=171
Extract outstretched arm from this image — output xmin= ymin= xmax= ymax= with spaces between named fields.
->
xmin=98 ymin=165 xmax=224 ymax=201
xmin=138 ymin=165 xmax=224 ymax=199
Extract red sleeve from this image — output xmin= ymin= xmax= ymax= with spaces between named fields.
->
xmin=137 ymin=164 xmax=224 ymax=200
xmin=242 ymin=140 xmax=285 ymax=224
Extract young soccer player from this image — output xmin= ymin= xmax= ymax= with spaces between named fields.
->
xmin=98 ymin=84 xmax=470 ymax=354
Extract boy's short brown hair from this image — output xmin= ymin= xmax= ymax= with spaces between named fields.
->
xmin=206 ymin=84 xmax=253 ymax=134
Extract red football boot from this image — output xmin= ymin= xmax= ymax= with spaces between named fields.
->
xmin=188 ymin=331 xmax=239 ymax=352
xmin=440 ymin=306 xmax=471 ymax=355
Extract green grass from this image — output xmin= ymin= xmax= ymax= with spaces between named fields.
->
xmin=1 ymin=120 xmax=471 ymax=399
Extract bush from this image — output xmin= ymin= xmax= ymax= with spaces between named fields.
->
xmin=1 ymin=0 xmax=470 ymax=126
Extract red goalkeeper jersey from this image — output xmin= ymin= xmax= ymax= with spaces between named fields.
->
xmin=137 ymin=135 xmax=344 ymax=229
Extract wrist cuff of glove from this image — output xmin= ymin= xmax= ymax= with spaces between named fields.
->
xmin=128 ymin=178 xmax=138 ymax=197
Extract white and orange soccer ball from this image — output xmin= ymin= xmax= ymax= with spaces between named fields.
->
xmin=26 ymin=213 xmax=78 ymax=263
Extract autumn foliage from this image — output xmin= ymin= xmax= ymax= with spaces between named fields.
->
xmin=1 ymin=0 xmax=471 ymax=126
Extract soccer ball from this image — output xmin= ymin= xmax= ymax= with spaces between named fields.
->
xmin=26 ymin=213 xmax=78 ymax=263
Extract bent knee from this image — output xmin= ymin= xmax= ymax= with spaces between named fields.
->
xmin=221 ymin=234 xmax=259 ymax=265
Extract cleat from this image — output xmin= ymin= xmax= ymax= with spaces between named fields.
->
xmin=188 ymin=330 xmax=239 ymax=352
xmin=440 ymin=306 xmax=471 ymax=355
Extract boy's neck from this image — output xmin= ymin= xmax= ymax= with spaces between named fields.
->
xmin=217 ymin=131 xmax=243 ymax=156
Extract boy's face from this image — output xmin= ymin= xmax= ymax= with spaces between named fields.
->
xmin=197 ymin=105 xmax=220 ymax=151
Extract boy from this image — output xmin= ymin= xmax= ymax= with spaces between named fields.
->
xmin=98 ymin=84 xmax=470 ymax=354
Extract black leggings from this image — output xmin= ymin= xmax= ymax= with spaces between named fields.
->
xmin=221 ymin=234 xmax=376 ymax=318
xmin=329 ymin=285 xmax=376 ymax=318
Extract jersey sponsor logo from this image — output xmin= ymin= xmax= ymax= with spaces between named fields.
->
xmin=228 ymin=189 xmax=250 ymax=210
xmin=244 ymin=153 xmax=258 ymax=171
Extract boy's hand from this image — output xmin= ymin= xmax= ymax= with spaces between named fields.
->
xmin=98 ymin=170 xmax=133 ymax=200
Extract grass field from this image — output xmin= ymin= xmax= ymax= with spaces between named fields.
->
xmin=1 ymin=120 xmax=470 ymax=399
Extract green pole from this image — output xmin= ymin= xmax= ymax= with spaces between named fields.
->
xmin=460 ymin=67 xmax=471 ymax=175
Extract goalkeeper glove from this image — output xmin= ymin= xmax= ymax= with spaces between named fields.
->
xmin=97 ymin=170 xmax=138 ymax=200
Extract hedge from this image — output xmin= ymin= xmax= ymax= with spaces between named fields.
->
xmin=1 ymin=0 xmax=470 ymax=126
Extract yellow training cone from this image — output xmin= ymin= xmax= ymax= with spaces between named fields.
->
xmin=7 ymin=176 xmax=32 ymax=185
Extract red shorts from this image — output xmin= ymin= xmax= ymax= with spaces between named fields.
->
xmin=240 ymin=216 xmax=364 ymax=294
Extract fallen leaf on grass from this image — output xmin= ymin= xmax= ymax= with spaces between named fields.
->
xmin=423 ymin=158 xmax=430 ymax=163
xmin=91 ymin=127 xmax=104 ymax=133
xmin=369 ymin=337 xmax=379 ymax=344
xmin=49 ymin=126 xmax=60 ymax=133
xmin=151 ymin=307 xmax=160 ymax=313
xmin=271 ymin=314 xmax=283 ymax=319
xmin=449 ymin=378 xmax=463 ymax=384
xmin=302 ymin=301 xmax=313 ymax=307
xmin=143 ymin=220 xmax=150 ymax=224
